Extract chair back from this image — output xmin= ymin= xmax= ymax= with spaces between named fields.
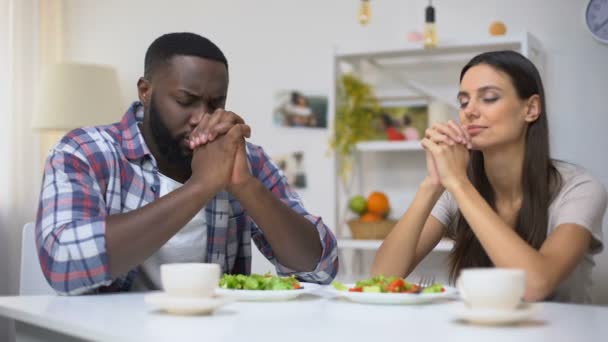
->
xmin=19 ymin=222 xmax=55 ymax=295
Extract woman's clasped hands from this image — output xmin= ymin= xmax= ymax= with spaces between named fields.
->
xmin=421 ymin=120 xmax=472 ymax=190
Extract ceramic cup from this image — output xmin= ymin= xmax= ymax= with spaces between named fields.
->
xmin=160 ymin=263 xmax=220 ymax=297
xmin=457 ymin=268 xmax=526 ymax=310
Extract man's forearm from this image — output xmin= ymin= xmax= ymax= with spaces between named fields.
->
xmin=232 ymin=179 xmax=322 ymax=271
xmin=106 ymin=181 xmax=215 ymax=277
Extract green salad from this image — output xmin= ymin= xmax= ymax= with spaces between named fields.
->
xmin=332 ymin=275 xmax=445 ymax=294
xmin=219 ymin=273 xmax=302 ymax=291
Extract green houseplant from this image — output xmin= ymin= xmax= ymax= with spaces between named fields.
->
xmin=329 ymin=74 xmax=381 ymax=238
xmin=330 ymin=74 xmax=379 ymax=184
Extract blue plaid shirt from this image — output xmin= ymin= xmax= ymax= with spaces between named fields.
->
xmin=36 ymin=102 xmax=338 ymax=295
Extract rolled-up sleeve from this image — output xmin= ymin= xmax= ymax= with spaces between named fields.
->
xmin=246 ymin=144 xmax=339 ymax=284
xmin=36 ymin=143 xmax=113 ymax=295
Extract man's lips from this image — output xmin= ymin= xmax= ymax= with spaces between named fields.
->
xmin=182 ymin=136 xmax=192 ymax=148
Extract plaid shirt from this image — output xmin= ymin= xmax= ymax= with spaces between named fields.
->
xmin=36 ymin=102 xmax=338 ymax=295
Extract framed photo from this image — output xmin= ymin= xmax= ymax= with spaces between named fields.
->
xmin=272 ymin=151 xmax=307 ymax=189
xmin=370 ymin=100 xmax=428 ymax=141
xmin=273 ymin=90 xmax=328 ymax=128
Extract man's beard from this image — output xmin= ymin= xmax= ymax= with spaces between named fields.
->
xmin=149 ymin=95 xmax=192 ymax=172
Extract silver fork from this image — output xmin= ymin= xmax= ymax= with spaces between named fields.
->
xmin=416 ymin=275 xmax=435 ymax=293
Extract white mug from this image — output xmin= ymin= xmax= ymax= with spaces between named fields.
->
xmin=160 ymin=263 xmax=220 ymax=297
xmin=457 ymin=268 xmax=526 ymax=310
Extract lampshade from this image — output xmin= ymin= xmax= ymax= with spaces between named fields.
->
xmin=32 ymin=63 xmax=123 ymax=130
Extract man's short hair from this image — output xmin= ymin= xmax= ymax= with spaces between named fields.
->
xmin=144 ymin=32 xmax=228 ymax=80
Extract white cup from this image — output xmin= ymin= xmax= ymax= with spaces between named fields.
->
xmin=160 ymin=263 xmax=220 ymax=297
xmin=457 ymin=268 xmax=526 ymax=310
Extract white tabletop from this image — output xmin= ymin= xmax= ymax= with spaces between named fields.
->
xmin=1 ymin=288 xmax=607 ymax=342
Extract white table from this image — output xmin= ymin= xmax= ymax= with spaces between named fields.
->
xmin=1 ymin=289 xmax=607 ymax=342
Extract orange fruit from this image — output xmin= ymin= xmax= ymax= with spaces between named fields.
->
xmin=367 ymin=191 xmax=390 ymax=216
xmin=489 ymin=21 xmax=507 ymax=36
xmin=360 ymin=212 xmax=382 ymax=222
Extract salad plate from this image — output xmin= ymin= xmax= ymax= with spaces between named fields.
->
xmin=216 ymin=274 xmax=322 ymax=301
xmin=329 ymin=285 xmax=457 ymax=305
xmin=216 ymin=282 xmax=321 ymax=301
xmin=329 ymin=276 xmax=458 ymax=305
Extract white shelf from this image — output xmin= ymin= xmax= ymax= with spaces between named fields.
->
xmin=355 ymin=140 xmax=424 ymax=152
xmin=334 ymin=32 xmax=541 ymax=107
xmin=338 ymin=238 xmax=454 ymax=252
xmin=335 ymin=32 xmax=539 ymax=62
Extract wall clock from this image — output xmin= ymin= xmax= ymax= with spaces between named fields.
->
xmin=586 ymin=0 xmax=608 ymax=44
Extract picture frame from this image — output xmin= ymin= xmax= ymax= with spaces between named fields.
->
xmin=273 ymin=90 xmax=328 ymax=128
xmin=370 ymin=99 xmax=428 ymax=141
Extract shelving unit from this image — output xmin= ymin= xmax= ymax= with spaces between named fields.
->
xmin=336 ymin=32 xmax=541 ymax=61
xmin=331 ymin=32 xmax=543 ymax=279
xmin=356 ymin=140 xmax=423 ymax=152
xmin=338 ymin=238 xmax=454 ymax=252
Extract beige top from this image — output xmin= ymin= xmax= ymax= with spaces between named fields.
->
xmin=431 ymin=162 xmax=607 ymax=304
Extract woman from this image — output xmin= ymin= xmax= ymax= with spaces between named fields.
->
xmin=371 ymin=50 xmax=607 ymax=303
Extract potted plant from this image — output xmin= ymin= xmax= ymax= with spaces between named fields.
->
xmin=330 ymin=74 xmax=379 ymax=185
xmin=330 ymin=74 xmax=382 ymax=235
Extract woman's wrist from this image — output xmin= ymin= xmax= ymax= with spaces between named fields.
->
xmin=444 ymin=176 xmax=472 ymax=194
xmin=420 ymin=177 xmax=445 ymax=196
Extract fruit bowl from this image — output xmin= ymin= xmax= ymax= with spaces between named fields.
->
xmin=347 ymin=219 xmax=397 ymax=240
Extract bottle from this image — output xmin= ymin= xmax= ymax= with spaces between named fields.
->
xmin=424 ymin=0 xmax=437 ymax=49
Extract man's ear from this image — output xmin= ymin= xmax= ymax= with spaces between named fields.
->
xmin=524 ymin=94 xmax=541 ymax=123
xmin=137 ymin=77 xmax=150 ymax=105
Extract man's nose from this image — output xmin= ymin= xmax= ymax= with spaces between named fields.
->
xmin=188 ymin=104 xmax=212 ymax=126
xmin=189 ymin=111 xmax=203 ymax=126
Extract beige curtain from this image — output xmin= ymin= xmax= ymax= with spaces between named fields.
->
xmin=0 ymin=1 xmax=15 ymax=341
xmin=0 ymin=0 xmax=60 ymax=340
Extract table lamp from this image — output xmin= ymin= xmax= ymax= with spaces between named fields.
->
xmin=32 ymin=62 xmax=123 ymax=166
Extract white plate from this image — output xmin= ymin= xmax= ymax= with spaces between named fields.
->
xmin=144 ymin=292 xmax=233 ymax=315
xmin=453 ymin=302 xmax=540 ymax=325
xmin=215 ymin=282 xmax=321 ymax=301
xmin=329 ymin=284 xmax=458 ymax=305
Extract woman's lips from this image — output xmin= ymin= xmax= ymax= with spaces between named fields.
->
xmin=466 ymin=125 xmax=486 ymax=137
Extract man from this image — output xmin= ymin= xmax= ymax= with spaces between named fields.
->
xmin=36 ymin=32 xmax=338 ymax=295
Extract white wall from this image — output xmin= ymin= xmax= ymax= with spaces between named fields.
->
xmin=61 ymin=0 xmax=608 ymax=301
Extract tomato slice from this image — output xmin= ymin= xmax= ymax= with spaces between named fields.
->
xmin=383 ymin=279 xmax=403 ymax=293
xmin=349 ymin=287 xmax=363 ymax=292
xmin=389 ymin=279 xmax=405 ymax=288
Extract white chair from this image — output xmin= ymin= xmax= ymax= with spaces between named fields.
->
xmin=19 ymin=222 xmax=55 ymax=295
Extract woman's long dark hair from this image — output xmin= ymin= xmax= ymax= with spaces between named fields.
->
xmin=448 ymin=51 xmax=562 ymax=282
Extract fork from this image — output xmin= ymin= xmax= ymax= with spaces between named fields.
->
xmin=416 ymin=275 xmax=435 ymax=293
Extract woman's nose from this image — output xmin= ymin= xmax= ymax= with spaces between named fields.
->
xmin=463 ymin=101 xmax=480 ymax=121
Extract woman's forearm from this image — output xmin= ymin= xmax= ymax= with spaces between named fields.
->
xmin=448 ymin=181 xmax=575 ymax=300
xmin=371 ymin=179 xmax=444 ymax=277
